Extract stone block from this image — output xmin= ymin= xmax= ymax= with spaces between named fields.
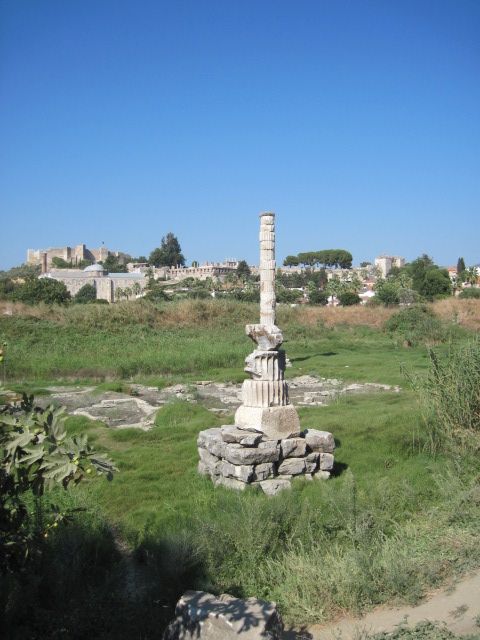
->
xmin=235 ymin=404 xmax=301 ymax=440
xmin=253 ymin=462 xmax=275 ymax=481
xmin=223 ymin=441 xmax=280 ymax=465
xmin=221 ymin=460 xmax=255 ymax=483
xmin=319 ymin=453 xmax=334 ymax=471
xmin=197 ymin=428 xmax=222 ymax=448
xmin=304 ymin=452 xmax=319 ymax=473
xmin=198 ymin=428 xmax=226 ymax=458
xmin=277 ymin=457 xmax=306 ymax=476
xmin=303 ymin=429 xmax=335 ymax=453
xmin=313 ymin=470 xmax=331 ymax=480
xmin=260 ymin=478 xmax=291 ymax=496
xmin=280 ymin=437 xmax=307 ymax=458
xmin=198 ymin=448 xmax=222 ymax=474
xmin=220 ymin=426 xmax=263 ymax=447
xmin=213 ymin=476 xmax=247 ymax=491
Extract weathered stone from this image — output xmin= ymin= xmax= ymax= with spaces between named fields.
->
xmin=213 ymin=476 xmax=247 ymax=491
xmin=304 ymin=451 xmax=319 ymax=473
xmin=277 ymin=457 xmax=306 ymax=476
xmin=313 ymin=470 xmax=331 ymax=480
xmin=244 ymin=350 xmax=285 ymax=381
xmin=220 ymin=426 xmax=263 ymax=447
xmin=304 ymin=429 xmax=335 ymax=453
xmin=245 ymin=324 xmax=283 ymax=351
xmin=241 ymin=379 xmax=289 ymax=407
xmin=197 ymin=427 xmax=222 ymax=448
xmin=198 ymin=448 xmax=222 ymax=474
xmin=198 ymin=429 xmax=226 ymax=458
xmin=319 ymin=452 xmax=334 ymax=471
xmin=221 ymin=460 xmax=255 ymax=483
xmin=163 ymin=590 xmax=283 ymax=640
xmin=235 ymin=404 xmax=301 ymax=440
xmin=280 ymin=437 xmax=307 ymax=458
xmin=253 ymin=462 xmax=275 ymax=481
xmin=260 ymin=478 xmax=291 ymax=496
xmin=223 ymin=441 xmax=280 ymax=465
xmin=197 ymin=461 xmax=210 ymax=476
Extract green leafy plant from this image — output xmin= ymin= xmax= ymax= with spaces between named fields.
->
xmin=1 ymin=394 xmax=116 ymax=572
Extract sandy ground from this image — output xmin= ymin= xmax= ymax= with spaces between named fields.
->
xmin=284 ymin=570 xmax=480 ymax=639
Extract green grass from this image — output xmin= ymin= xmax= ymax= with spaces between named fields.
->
xmin=0 ymin=307 xmax=463 ymax=387
xmin=2 ymin=300 xmax=479 ymax=637
xmin=57 ymin=392 xmax=480 ymax=628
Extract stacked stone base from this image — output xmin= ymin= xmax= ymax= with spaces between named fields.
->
xmin=197 ymin=425 xmax=335 ymax=496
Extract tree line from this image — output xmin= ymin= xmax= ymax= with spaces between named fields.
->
xmin=283 ymin=249 xmax=353 ymax=269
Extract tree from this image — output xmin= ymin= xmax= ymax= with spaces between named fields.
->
xmin=13 ymin=278 xmax=71 ymax=305
xmin=132 ymin=282 xmax=141 ymax=297
xmin=360 ymin=261 xmax=371 ymax=268
xmin=339 ymin=291 xmax=361 ymax=306
xmin=236 ymin=260 xmax=251 ymax=280
xmin=308 ymin=289 xmax=328 ymax=305
xmin=102 ymin=255 xmax=128 ymax=273
xmin=74 ymin=284 xmax=97 ymax=304
xmin=419 ymin=268 xmax=452 ymax=300
xmin=283 ymin=255 xmax=300 ymax=267
xmin=457 ymin=257 xmax=466 ymax=279
xmin=115 ymin=287 xmax=124 ymax=302
xmin=463 ymin=266 xmax=479 ymax=286
xmin=51 ymin=257 xmax=71 ymax=269
xmin=149 ymin=233 xmax=185 ymax=267
xmin=123 ymin=286 xmax=132 ymax=300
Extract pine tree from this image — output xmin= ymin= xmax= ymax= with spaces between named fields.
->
xmin=149 ymin=233 xmax=185 ymax=267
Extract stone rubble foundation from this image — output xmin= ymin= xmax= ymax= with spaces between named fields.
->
xmin=197 ymin=424 xmax=335 ymax=495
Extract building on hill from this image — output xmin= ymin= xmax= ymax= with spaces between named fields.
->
xmin=27 ymin=244 xmax=123 ymax=268
xmin=41 ymin=264 xmax=146 ymax=302
xmin=164 ymin=260 xmax=240 ymax=281
xmin=375 ymin=255 xmax=405 ymax=278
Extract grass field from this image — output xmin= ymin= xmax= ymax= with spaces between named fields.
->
xmin=1 ymin=299 xmax=479 ymax=638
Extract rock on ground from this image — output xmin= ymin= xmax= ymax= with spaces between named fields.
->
xmin=163 ymin=590 xmax=283 ymax=640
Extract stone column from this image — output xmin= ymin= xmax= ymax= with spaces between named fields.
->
xmin=259 ymin=212 xmax=276 ymax=326
xmin=235 ymin=212 xmax=300 ymax=439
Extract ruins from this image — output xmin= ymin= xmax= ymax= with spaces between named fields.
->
xmin=197 ymin=212 xmax=335 ymax=494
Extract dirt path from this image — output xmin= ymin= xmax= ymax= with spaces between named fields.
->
xmin=284 ymin=570 xmax=480 ymax=639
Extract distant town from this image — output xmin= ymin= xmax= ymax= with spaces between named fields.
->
xmin=14 ymin=238 xmax=478 ymax=306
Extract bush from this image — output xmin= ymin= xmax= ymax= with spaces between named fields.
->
xmin=338 ymin=291 xmax=361 ymax=306
xmin=1 ymin=394 xmax=116 ymax=573
xmin=384 ymin=306 xmax=445 ymax=347
xmin=13 ymin=278 xmax=71 ymax=305
xmin=408 ymin=339 xmax=480 ymax=453
xmin=74 ymin=284 xmax=97 ymax=304
xmin=308 ymin=290 xmax=328 ymax=305
xmin=459 ymin=288 xmax=480 ymax=299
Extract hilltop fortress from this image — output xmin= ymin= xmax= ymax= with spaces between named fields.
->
xmin=27 ymin=243 xmax=117 ymax=269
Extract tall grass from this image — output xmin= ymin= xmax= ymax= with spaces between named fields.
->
xmin=408 ymin=338 xmax=480 ymax=453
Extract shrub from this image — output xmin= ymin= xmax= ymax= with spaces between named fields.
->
xmin=1 ymin=394 xmax=116 ymax=573
xmin=339 ymin=291 xmax=361 ymax=306
xmin=384 ymin=306 xmax=445 ymax=347
xmin=74 ymin=283 xmax=97 ymax=304
xmin=408 ymin=339 xmax=480 ymax=453
xmin=13 ymin=278 xmax=71 ymax=305
xmin=308 ymin=290 xmax=328 ymax=305
xmin=459 ymin=288 xmax=480 ymax=299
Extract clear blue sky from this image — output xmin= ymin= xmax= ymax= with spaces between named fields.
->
xmin=1 ymin=0 xmax=479 ymax=269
